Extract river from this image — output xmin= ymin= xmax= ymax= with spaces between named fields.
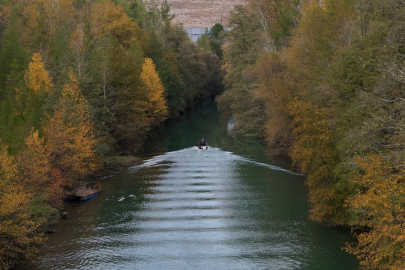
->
xmin=25 ymin=101 xmax=358 ymax=270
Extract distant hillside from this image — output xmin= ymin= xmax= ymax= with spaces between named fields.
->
xmin=166 ymin=0 xmax=245 ymax=28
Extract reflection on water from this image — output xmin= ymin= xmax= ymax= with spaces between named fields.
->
xmin=25 ymin=101 xmax=358 ymax=270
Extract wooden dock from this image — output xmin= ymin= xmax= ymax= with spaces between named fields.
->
xmin=64 ymin=182 xmax=101 ymax=201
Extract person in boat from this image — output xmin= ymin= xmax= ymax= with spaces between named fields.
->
xmin=196 ymin=138 xmax=207 ymax=149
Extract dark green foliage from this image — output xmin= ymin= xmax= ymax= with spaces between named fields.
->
xmin=196 ymin=28 xmax=224 ymax=60
xmin=114 ymin=0 xmax=148 ymax=24
xmin=271 ymin=5 xmax=296 ymax=48
xmin=104 ymin=38 xmax=150 ymax=152
xmin=200 ymin=51 xmax=225 ymax=98
xmin=159 ymin=63 xmax=186 ymax=116
xmin=208 ymin=40 xmax=223 ymax=60
xmin=165 ymin=25 xmax=209 ymax=105
xmin=217 ymin=5 xmax=264 ymax=136
xmin=196 ymin=31 xmax=211 ymax=52
xmin=210 ymin=23 xmax=224 ymax=39
xmin=0 ymin=25 xmax=31 ymax=154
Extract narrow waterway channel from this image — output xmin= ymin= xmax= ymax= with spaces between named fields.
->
xmin=26 ymin=101 xmax=358 ymax=270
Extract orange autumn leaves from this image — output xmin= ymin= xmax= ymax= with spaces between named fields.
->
xmin=16 ymin=52 xmax=168 ymax=188
xmin=23 ymin=53 xmax=101 ymax=189
xmin=0 ymin=54 xmax=102 ymax=268
xmin=91 ymin=0 xmax=143 ymax=47
xmin=346 ymin=155 xmax=405 ymax=270
xmin=45 ymin=69 xmax=101 ymax=187
xmin=6 ymin=53 xmax=102 ymax=203
xmin=141 ymin=57 xmax=168 ymax=125
xmin=0 ymin=141 xmax=44 ymax=270
xmin=24 ymin=53 xmax=53 ymax=93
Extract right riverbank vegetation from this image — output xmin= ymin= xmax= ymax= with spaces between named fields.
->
xmin=217 ymin=0 xmax=405 ymax=269
xmin=0 ymin=0 xmax=224 ymax=268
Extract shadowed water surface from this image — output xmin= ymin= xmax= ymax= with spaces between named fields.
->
xmin=25 ymin=101 xmax=358 ymax=269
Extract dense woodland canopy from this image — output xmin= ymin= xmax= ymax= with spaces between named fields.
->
xmin=0 ymin=0 xmax=224 ymax=268
xmin=218 ymin=0 xmax=405 ymax=268
xmin=2 ymin=0 xmax=405 ymax=268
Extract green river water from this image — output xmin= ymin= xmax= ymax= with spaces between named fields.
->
xmin=26 ymin=101 xmax=359 ymax=270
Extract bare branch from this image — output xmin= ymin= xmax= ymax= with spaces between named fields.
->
xmin=378 ymin=97 xmax=405 ymax=103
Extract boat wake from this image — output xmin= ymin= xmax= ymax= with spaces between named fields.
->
xmin=128 ymin=147 xmax=301 ymax=176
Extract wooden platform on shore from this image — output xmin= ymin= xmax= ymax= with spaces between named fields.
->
xmin=64 ymin=182 xmax=101 ymax=201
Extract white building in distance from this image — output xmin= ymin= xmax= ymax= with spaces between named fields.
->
xmin=185 ymin=28 xmax=232 ymax=42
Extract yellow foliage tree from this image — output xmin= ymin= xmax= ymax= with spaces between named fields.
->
xmin=253 ymin=53 xmax=294 ymax=156
xmin=141 ymin=57 xmax=168 ymax=125
xmin=45 ymin=69 xmax=101 ymax=188
xmin=24 ymin=53 xmax=53 ymax=93
xmin=283 ymin=0 xmax=357 ymax=102
xmin=346 ymin=155 xmax=405 ymax=270
xmin=17 ymin=129 xmax=51 ymax=195
xmin=91 ymin=0 xmax=142 ymax=47
xmin=0 ymin=141 xmax=44 ymax=269
xmin=289 ymin=99 xmax=341 ymax=222
xmin=18 ymin=0 xmax=74 ymax=46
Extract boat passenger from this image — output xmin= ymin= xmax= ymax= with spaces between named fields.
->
xmin=196 ymin=138 xmax=207 ymax=149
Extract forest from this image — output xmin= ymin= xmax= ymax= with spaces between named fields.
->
xmin=0 ymin=0 xmax=224 ymax=268
xmin=217 ymin=0 xmax=405 ymax=269
xmin=2 ymin=0 xmax=405 ymax=268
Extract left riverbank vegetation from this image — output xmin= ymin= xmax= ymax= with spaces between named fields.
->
xmin=218 ymin=0 xmax=405 ymax=269
xmin=0 ymin=0 xmax=224 ymax=268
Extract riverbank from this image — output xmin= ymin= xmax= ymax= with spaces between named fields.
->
xmin=22 ymin=99 xmax=358 ymax=270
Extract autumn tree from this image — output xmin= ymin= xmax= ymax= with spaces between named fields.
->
xmin=20 ymin=52 xmax=53 ymax=122
xmin=289 ymin=100 xmax=345 ymax=223
xmin=0 ymin=52 xmax=51 ymax=154
xmin=254 ymin=53 xmax=293 ymax=156
xmin=141 ymin=57 xmax=168 ymax=126
xmin=16 ymin=129 xmax=64 ymax=215
xmin=18 ymin=52 xmax=53 ymax=131
xmin=17 ymin=129 xmax=50 ymax=195
xmin=91 ymin=0 xmax=143 ymax=48
xmin=283 ymin=0 xmax=357 ymax=104
xmin=24 ymin=53 xmax=53 ymax=93
xmin=47 ymin=168 xmax=66 ymax=210
xmin=45 ymin=69 xmax=101 ymax=188
xmin=346 ymin=155 xmax=405 ymax=270
xmin=0 ymin=141 xmax=44 ymax=270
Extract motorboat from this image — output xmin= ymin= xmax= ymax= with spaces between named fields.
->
xmin=194 ymin=145 xmax=208 ymax=150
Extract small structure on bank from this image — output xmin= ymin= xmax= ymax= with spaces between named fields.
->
xmin=64 ymin=181 xmax=101 ymax=201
